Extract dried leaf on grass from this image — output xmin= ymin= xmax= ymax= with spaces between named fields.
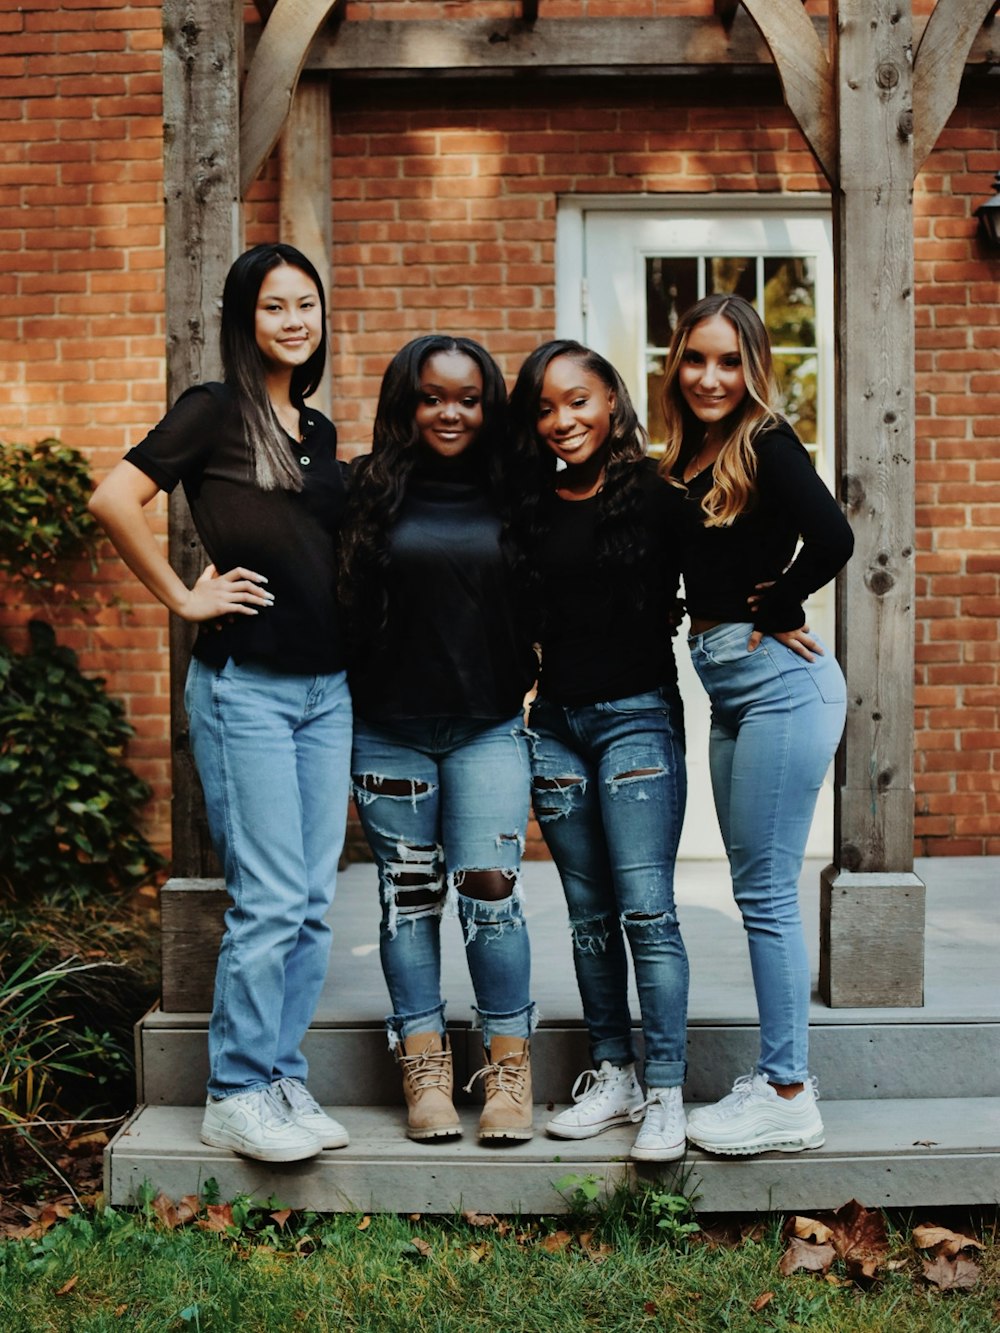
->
xmin=538 ymin=1230 xmax=573 ymax=1253
xmin=198 ymin=1203 xmax=235 ymax=1233
xmin=356 ymin=1215 xmax=371 ymax=1231
xmin=55 ymin=1275 xmax=78 ymax=1296
xmin=921 ymin=1253 xmax=981 ymax=1291
xmin=779 ymin=1236 xmax=837 ymax=1276
xmin=750 ymin=1290 xmax=775 ymax=1312
xmin=578 ymin=1231 xmax=614 ymax=1263
xmin=462 ymin=1210 xmax=498 ymax=1227
xmin=467 ymin=1242 xmax=491 ymax=1263
xmin=912 ymin=1224 xmax=983 ymax=1257
xmin=403 ymin=1237 xmax=432 ymax=1260
xmin=789 ymin=1215 xmax=835 ymax=1246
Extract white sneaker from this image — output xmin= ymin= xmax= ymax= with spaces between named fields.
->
xmin=546 ymin=1061 xmax=644 ymax=1140
xmin=630 ymin=1086 xmax=687 ymax=1162
xmin=686 ymin=1071 xmax=825 ymax=1156
xmin=200 ymin=1086 xmax=322 ymax=1163
xmin=274 ymin=1077 xmax=349 ymax=1150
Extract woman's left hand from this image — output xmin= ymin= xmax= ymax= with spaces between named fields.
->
xmin=747 ymin=625 xmax=823 ymax=660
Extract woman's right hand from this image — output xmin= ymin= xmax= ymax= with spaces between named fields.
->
xmin=178 ymin=564 xmax=275 ymax=622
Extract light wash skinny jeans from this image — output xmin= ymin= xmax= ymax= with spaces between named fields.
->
xmin=688 ymin=622 xmax=847 ymax=1085
xmin=351 ymin=715 xmax=535 ymax=1049
xmin=526 ymin=687 xmax=688 ymax=1089
xmin=184 ymin=657 xmax=352 ymax=1100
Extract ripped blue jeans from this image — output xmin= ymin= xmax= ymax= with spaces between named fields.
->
xmin=527 ymin=688 xmax=688 ymax=1088
xmin=352 ymin=714 xmax=535 ymax=1049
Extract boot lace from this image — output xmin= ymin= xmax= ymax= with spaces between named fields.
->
xmin=463 ymin=1053 xmax=529 ymax=1103
xmin=398 ymin=1045 xmax=451 ymax=1093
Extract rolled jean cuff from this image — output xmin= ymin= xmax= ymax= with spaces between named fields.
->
xmin=590 ymin=1036 xmax=638 ymax=1070
xmin=641 ymin=1058 xmax=687 ymax=1089
xmin=385 ymin=1002 xmax=447 ymax=1049
xmin=473 ymin=1001 xmax=537 ymax=1046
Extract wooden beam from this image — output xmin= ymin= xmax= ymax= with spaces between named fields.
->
xmin=240 ymin=0 xmax=342 ymax=198
xmin=162 ymin=0 xmax=242 ymax=877
xmin=740 ymin=0 xmax=835 ymax=183
xmin=912 ymin=0 xmax=996 ymax=172
xmin=279 ymin=74 xmax=333 ymax=419
xmin=821 ymin=0 xmax=924 ymax=1004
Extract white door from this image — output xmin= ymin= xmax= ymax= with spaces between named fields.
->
xmin=556 ymin=198 xmax=836 ymax=858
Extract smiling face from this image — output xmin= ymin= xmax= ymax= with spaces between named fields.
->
xmin=677 ymin=314 xmax=748 ymax=434
xmin=254 ymin=263 xmax=323 ymax=375
xmin=413 ymin=350 xmax=485 ymax=458
xmin=535 ymin=355 xmax=616 ymax=470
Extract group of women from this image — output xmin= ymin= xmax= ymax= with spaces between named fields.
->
xmin=89 ymin=243 xmax=853 ymax=1167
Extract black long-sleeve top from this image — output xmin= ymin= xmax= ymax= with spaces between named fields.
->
xmin=671 ymin=420 xmax=854 ymax=633
xmin=347 ymin=451 xmax=537 ymax=723
xmin=535 ymin=460 xmax=681 ymax=706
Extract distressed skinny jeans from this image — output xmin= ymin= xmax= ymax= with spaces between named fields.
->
xmin=351 ymin=715 xmax=535 ymax=1048
xmin=184 ymin=657 xmax=352 ymax=1100
xmin=526 ymin=688 xmax=688 ymax=1089
xmin=688 ymin=622 xmax=847 ymax=1085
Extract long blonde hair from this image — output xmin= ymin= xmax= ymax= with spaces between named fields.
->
xmin=658 ymin=294 xmax=782 ymax=526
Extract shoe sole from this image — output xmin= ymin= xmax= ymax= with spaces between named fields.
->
xmin=407 ymin=1125 xmax=463 ymax=1141
xmin=545 ymin=1112 xmax=640 ymax=1141
xmin=686 ymin=1130 xmax=825 ymax=1156
xmin=478 ymin=1128 xmax=534 ymax=1142
xmin=199 ymin=1130 xmax=322 ymax=1163
xmin=630 ymin=1145 xmax=686 ymax=1162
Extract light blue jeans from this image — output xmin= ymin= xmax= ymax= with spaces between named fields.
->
xmin=526 ymin=688 xmax=688 ymax=1089
xmin=351 ymin=715 xmax=535 ymax=1048
xmin=688 ymin=622 xmax=847 ymax=1085
xmin=184 ymin=657 xmax=352 ymax=1100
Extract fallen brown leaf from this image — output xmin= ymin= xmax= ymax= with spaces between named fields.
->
xmin=578 ymin=1231 xmax=613 ymax=1263
xmin=912 ymin=1224 xmax=983 ymax=1257
xmin=114 ymin=1305 xmax=128 ymax=1316
xmin=828 ymin=1199 xmax=888 ymax=1265
xmin=270 ymin=1208 xmax=292 ymax=1230
xmin=408 ymin=1237 xmax=432 ymax=1259
xmin=199 ymin=1203 xmax=234 ymax=1232
xmin=467 ymin=1242 xmax=490 ymax=1263
xmin=55 ymin=1276 xmax=78 ymax=1296
xmin=788 ymin=1214 xmax=835 ymax=1246
xmin=750 ymin=1290 xmax=774 ymax=1312
xmin=643 ymin=1302 xmax=658 ymax=1315
xmin=779 ymin=1236 xmax=836 ymax=1276
xmin=175 ymin=1196 xmax=200 ymax=1226
xmin=152 ymin=1193 xmax=179 ymax=1230
xmin=921 ymin=1253 xmax=980 ymax=1292
xmin=462 ymin=1210 xmax=498 ymax=1227
xmin=356 ymin=1215 xmax=371 ymax=1231
xmin=539 ymin=1230 xmax=573 ymax=1253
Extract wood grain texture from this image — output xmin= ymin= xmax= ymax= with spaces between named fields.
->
xmin=162 ymin=0 xmax=241 ymax=877
xmin=912 ymin=0 xmax=996 ymax=171
xmin=240 ymin=0 xmax=342 ymax=197
xmin=820 ymin=867 xmax=926 ymax=1007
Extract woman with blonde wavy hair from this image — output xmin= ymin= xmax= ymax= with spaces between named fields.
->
xmin=660 ymin=293 xmax=853 ymax=1158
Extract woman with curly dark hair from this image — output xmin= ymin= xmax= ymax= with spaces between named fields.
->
xmin=340 ymin=334 xmax=538 ymax=1144
xmin=509 ymin=340 xmax=689 ymax=1162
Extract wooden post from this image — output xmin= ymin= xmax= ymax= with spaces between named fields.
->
xmin=820 ymin=0 xmax=925 ymax=1005
xmin=162 ymin=0 xmax=242 ymax=876
xmin=279 ymin=74 xmax=333 ymax=419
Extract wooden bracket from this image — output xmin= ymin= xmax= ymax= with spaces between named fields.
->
xmin=240 ymin=0 xmax=343 ymax=198
xmin=740 ymin=0 xmax=836 ymax=184
xmin=912 ymin=0 xmax=996 ymax=173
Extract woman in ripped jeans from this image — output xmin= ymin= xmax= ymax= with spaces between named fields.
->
xmin=509 ymin=341 xmax=690 ymax=1162
xmin=339 ymin=335 xmax=538 ymax=1143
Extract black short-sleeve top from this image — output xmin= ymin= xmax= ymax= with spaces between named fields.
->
xmin=671 ymin=420 xmax=854 ymax=633
xmin=535 ymin=459 xmax=682 ymax=707
xmin=126 ymin=382 xmax=348 ymax=674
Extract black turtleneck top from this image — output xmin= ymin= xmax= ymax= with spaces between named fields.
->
xmin=347 ymin=450 xmax=537 ymax=723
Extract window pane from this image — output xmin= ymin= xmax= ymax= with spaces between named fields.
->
xmin=763 ymin=257 xmax=816 ymax=346
xmin=707 ymin=256 xmax=756 ymax=303
xmin=645 ymin=257 xmax=698 ymax=347
xmin=773 ymin=353 xmax=818 ymax=453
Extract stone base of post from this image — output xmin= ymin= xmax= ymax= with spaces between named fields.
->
xmin=819 ymin=866 xmax=926 ymax=1007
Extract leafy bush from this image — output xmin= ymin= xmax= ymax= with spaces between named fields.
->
xmin=0 ymin=438 xmax=98 ymax=588
xmin=0 ymin=620 xmax=164 ymax=904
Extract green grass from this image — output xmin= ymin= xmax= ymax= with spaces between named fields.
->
xmin=0 ymin=1194 xmax=997 ymax=1332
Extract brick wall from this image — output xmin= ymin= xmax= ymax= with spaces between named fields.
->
xmin=1 ymin=2 xmax=996 ymax=860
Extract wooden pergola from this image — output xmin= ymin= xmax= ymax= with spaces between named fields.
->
xmin=161 ymin=0 xmax=998 ymax=1008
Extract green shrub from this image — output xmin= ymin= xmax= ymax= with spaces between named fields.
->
xmin=0 ymin=437 xmax=98 ymax=588
xmin=0 ymin=620 xmax=164 ymax=904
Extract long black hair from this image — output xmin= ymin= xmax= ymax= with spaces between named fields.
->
xmin=339 ymin=334 xmax=514 ymax=646
xmin=508 ymin=339 xmax=651 ymax=607
xmin=220 ymin=242 xmax=328 ymax=491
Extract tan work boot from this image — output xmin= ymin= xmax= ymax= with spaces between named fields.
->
xmin=469 ymin=1035 xmax=533 ymax=1142
xmin=395 ymin=1032 xmax=462 ymax=1141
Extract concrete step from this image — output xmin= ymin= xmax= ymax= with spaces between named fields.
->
xmin=105 ymin=1097 xmax=1000 ymax=1215
xmin=136 ymin=1013 xmax=1000 ymax=1107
